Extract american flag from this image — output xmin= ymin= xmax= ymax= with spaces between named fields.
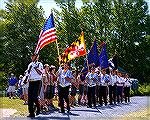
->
xmin=35 ymin=13 xmax=57 ymax=54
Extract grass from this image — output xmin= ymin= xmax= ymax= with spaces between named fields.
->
xmin=0 ymin=97 xmax=28 ymax=117
xmin=119 ymin=108 xmax=150 ymax=120
xmin=0 ymin=97 xmax=59 ymax=117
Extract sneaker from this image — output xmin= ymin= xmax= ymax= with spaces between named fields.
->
xmin=43 ymin=106 xmax=49 ymax=112
xmin=23 ymin=101 xmax=28 ymax=105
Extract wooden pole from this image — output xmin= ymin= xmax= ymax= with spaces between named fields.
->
xmin=55 ymin=39 xmax=60 ymax=65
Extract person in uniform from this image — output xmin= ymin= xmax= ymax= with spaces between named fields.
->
xmin=86 ymin=67 xmax=98 ymax=108
xmin=58 ymin=62 xmax=73 ymax=113
xmin=99 ymin=68 xmax=109 ymax=106
xmin=24 ymin=54 xmax=43 ymax=117
xmin=108 ymin=69 xmax=117 ymax=105
xmin=95 ymin=67 xmax=100 ymax=104
xmin=124 ymin=73 xmax=132 ymax=103
xmin=116 ymin=70 xmax=125 ymax=103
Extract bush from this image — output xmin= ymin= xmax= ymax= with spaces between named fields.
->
xmin=130 ymin=84 xmax=150 ymax=96
xmin=145 ymin=85 xmax=150 ymax=96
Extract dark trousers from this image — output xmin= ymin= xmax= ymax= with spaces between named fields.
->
xmin=95 ymin=85 xmax=99 ymax=103
xmin=124 ymin=87 xmax=130 ymax=103
xmin=59 ymin=85 xmax=70 ymax=112
xmin=87 ymin=86 xmax=96 ymax=107
xmin=99 ymin=86 xmax=107 ymax=106
xmin=28 ymin=80 xmax=41 ymax=115
xmin=109 ymin=85 xmax=117 ymax=104
xmin=117 ymin=86 xmax=123 ymax=103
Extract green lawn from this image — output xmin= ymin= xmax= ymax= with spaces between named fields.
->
xmin=0 ymin=97 xmax=28 ymax=116
xmin=0 ymin=97 xmax=59 ymax=117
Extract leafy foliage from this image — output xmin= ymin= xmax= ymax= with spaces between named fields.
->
xmin=0 ymin=0 xmax=150 ymax=89
xmin=0 ymin=0 xmax=45 ymax=77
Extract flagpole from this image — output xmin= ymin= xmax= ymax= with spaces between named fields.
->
xmin=85 ymin=38 xmax=89 ymax=71
xmin=51 ymin=9 xmax=60 ymax=65
xmin=55 ymin=39 xmax=60 ymax=65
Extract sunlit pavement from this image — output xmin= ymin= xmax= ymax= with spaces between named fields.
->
xmin=1 ymin=96 xmax=149 ymax=120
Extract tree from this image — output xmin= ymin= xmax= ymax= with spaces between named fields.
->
xmin=0 ymin=0 xmax=45 ymax=77
xmin=110 ymin=0 xmax=150 ymax=83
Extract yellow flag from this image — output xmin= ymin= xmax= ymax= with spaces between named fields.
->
xmin=59 ymin=32 xmax=86 ymax=64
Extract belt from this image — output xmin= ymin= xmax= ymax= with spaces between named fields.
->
xmin=125 ymin=86 xmax=130 ymax=87
xmin=29 ymin=79 xmax=41 ymax=82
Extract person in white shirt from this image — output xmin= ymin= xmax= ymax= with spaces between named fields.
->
xmin=58 ymin=62 xmax=73 ymax=113
xmin=108 ymin=69 xmax=117 ymax=105
xmin=99 ymin=68 xmax=110 ymax=106
xmin=18 ymin=75 xmax=24 ymax=99
xmin=86 ymin=67 xmax=98 ymax=108
xmin=124 ymin=73 xmax=132 ymax=103
xmin=116 ymin=71 xmax=125 ymax=103
xmin=22 ymin=70 xmax=29 ymax=105
xmin=24 ymin=54 xmax=43 ymax=117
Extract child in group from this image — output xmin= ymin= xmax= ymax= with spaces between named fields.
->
xmin=99 ymin=68 xmax=110 ymax=106
xmin=18 ymin=75 xmax=24 ymax=99
xmin=86 ymin=67 xmax=98 ymax=108
xmin=124 ymin=73 xmax=132 ymax=103
xmin=77 ymin=72 xmax=86 ymax=106
xmin=49 ymin=65 xmax=57 ymax=109
xmin=70 ymin=70 xmax=78 ymax=107
xmin=116 ymin=71 xmax=125 ymax=103
xmin=22 ymin=70 xmax=29 ymax=105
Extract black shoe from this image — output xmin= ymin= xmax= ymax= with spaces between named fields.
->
xmin=36 ymin=111 xmax=40 ymax=116
xmin=60 ymin=110 xmax=65 ymax=113
xmin=27 ymin=114 xmax=35 ymax=118
xmin=87 ymin=105 xmax=92 ymax=108
xmin=60 ymin=108 xmax=65 ymax=113
xmin=67 ymin=110 xmax=71 ymax=113
xmin=67 ymin=107 xmax=70 ymax=113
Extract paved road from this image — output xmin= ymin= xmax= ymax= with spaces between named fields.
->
xmin=2 ymin=96 xmax=149 ymax=120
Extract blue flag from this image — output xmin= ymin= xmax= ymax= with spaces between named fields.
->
xmin=99 ymin=43 xmax=108 ymax=68
xmin=88 ymin=40 xmax=99 ymax=67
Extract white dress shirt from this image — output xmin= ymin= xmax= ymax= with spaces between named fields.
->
xmin=59 ymin=69 xmax=73 ymax=87
xmin=116 ymin=76 xmax=125 ymax=86
xmin=109 ymin=74 xmax=117 ymax=86
xmin=86 ymin=72 xmax=98 ymax=87
xmin=27 ymin=61 xmax=43 ymax=81
xmin=100 ymin=74 xmax=109 ymax=86
xmin=124 ymin=78 xmax=131 ymax=87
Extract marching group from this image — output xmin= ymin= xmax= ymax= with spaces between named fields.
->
xmin=7 ymin=54 xmax=132 ymax=118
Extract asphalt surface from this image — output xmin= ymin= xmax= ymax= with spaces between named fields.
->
xmin=2 ymin=96 xmax=150 ymax=120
